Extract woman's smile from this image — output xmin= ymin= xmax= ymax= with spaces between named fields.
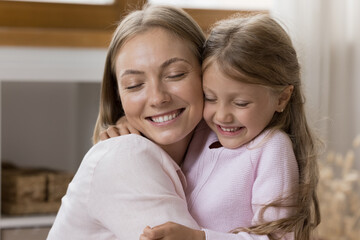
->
xmin=147 ymin=108 xmax=185 ymax=125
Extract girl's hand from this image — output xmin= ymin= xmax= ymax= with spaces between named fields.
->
xmin=99 ymin=116 xmax=140 ymax=141
xmin=139 ymin=222 xmax=205 ymax=240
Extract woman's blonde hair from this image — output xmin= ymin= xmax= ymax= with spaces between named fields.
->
xmin=203 ymin=14 xmax=321 ymax=240
xmin=92 ymin=4 xmax=205 ymax=143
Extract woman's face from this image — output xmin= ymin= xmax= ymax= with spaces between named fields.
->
xmin=115 ymin=27 xmax=203 ymax=147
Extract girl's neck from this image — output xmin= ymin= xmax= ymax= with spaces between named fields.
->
xmin=159 ymin=131 xmax=194 ymax=166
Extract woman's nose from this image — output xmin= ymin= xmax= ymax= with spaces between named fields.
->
xmin=149 ymin=83 xmax=171 ymax=107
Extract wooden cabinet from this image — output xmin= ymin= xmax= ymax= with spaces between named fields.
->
xmin=1 ymin=227 xmax=51 ymax=240
xmin=0 ymin=47 xmax=106 ymax=239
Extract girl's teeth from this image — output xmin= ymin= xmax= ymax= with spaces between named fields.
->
xmin=220 ymin=126 xmax=241 ymax=132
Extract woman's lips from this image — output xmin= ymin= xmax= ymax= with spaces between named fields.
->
xmin=147 ymin=109 xmax=184 ymax=124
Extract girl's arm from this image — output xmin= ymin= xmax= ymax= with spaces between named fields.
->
xmin=140 ymin=223 xmax=205 ymax=240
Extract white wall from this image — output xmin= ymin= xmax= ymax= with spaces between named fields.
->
xmin=0 ymin=47 xmax=105 ymax=172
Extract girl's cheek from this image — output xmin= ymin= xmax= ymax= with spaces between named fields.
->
xmin=203 ymin=103 xmax=214 ymax=122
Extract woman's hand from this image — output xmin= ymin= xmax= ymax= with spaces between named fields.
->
xmin=139 ymin=222 xmax=205 ymax=240
xmin=99 ymin=116 xmax=141 ymax=141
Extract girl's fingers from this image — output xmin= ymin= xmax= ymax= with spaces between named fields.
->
xmin=143 ymin=225 xmax=165 ymax=239
xmin=115 ymin=116 xmax=141 ymax=135
xmin=118 ymin=125 xmax=131 ymax=135
xmin=107 ymin=126 xmax=120 ymax=138
xmin=99 ymin=130 xmax=110 ymax=141
xmin=139 ymin=233 xmax=151 ymax=240
xmin=127 ymin=124 xmax=141 ymax=135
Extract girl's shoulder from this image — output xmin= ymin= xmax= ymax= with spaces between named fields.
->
xmin=247 ymin=129 xmax=297 ymax=176
xmin=247 ymin=129 xmax=295 ymax=165
xmin=248 ymin=128 xmax=292 ymax=150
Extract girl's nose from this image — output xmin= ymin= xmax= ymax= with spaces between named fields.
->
xmin=215 ymin=106 xmax=233 ymax=123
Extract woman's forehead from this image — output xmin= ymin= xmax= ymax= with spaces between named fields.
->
xmin=115 ymin=28 xmax=197 ymax=70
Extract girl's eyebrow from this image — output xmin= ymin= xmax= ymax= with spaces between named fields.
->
xmin=202 ymin=86 xmax=214 ymax=93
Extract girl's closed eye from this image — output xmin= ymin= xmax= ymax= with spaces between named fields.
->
xmin=234 ymin=101 xmax=250 ymax=107
xmin=204 ymin=95 xmax=217 ymax=102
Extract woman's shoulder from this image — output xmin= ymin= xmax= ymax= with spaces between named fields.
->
xmin=96 ymin=134 xmax=156 ymax=148
xmin=81 ymin=134 xmax=168 ymax=172
xmin=91 ymin=134 xmax=162 ymax=156
xmin=86 ymin=134 xmax=179 ymax=182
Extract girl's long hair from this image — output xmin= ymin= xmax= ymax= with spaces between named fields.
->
xmin=203 ymin=14 xmax=321 ymax=240
xmin=92 ymin=4 xmax=205 ymax=143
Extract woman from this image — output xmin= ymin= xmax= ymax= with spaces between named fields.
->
xmin=47 ymin=4 xmax=206 ymax=240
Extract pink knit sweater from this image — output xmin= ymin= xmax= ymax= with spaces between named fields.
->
xmin=183 ymin=122 xmax=298 ymax=240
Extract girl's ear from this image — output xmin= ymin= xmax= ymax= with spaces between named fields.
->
xmin=276 ymin=85 xmax=294 ymax=112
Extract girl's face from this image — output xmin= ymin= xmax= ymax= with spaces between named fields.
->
xmin=203 ymin=62 xmax=281 ymax=149
xmin=115 ymin=28 xmax=203 ymax=147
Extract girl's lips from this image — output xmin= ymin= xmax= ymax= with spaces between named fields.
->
xmin=216 ymin=124 xmax=244 ymax=136
xmin=146 ymin=108 xmax=184 ymax=125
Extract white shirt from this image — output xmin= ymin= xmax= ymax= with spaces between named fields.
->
xmin=47 ymin=134 xmax=199 ymax=240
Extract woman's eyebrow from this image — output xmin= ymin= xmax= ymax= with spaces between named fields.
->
xmin=120 ymin=58 xmax=189 ymax=78
xmin=160 ymin=57 xmax=190 ymax=69
xmin=121 ymin=69 xmax=144 ymax=77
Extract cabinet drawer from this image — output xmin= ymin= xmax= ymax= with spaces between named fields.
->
xmin=1 ymin=227 xmax=50 ymax=240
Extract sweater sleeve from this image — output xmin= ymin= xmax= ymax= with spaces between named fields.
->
xmin=203 ymin=131 xmax=298 ymax=240
xmin=87 ymin=135 xmax=199 ymax=240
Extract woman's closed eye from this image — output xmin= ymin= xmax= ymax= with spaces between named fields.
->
xmin=166 ymin=72 xmax=187 ymax=80
xmin=125 ymin=83 xmax=144 ymax=90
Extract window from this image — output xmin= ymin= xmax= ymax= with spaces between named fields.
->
xmin=0 ymin=0 xmax=130 ymax=47
xmin=6 ymin=0 xmax=115 ymax=4
xmin=149 ymin=0 xmax=273 ymax=10
xmin=0 ymin=0 xmax=268 ymax=47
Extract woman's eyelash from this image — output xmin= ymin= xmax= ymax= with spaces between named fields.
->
xmin=126 ymin=83 xmax=143 ymax=90
xmin=167 ymin=73 xmax=185 ymax=79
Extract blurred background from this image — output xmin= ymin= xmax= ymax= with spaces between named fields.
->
xmin=0 ymin=0 xmax=359 ymax=239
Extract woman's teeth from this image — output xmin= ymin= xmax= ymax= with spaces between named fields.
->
xmin=151 ymin=112 xmax=179 ymax=123
xmin=220 ymin=126 xmax=241 ymax=132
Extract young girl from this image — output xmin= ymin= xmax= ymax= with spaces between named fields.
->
xmin=138 ymin=14 xmax=321 ymax=240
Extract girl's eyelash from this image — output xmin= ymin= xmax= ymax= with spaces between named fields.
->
xmin=235 ymin=102 xmax=249 ymax=107
xmin=204 ymin=96 xmax=216 ymax=102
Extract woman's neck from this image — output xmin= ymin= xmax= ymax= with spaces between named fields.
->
xmin=159 ymin=131 xmax=194 ymax=166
